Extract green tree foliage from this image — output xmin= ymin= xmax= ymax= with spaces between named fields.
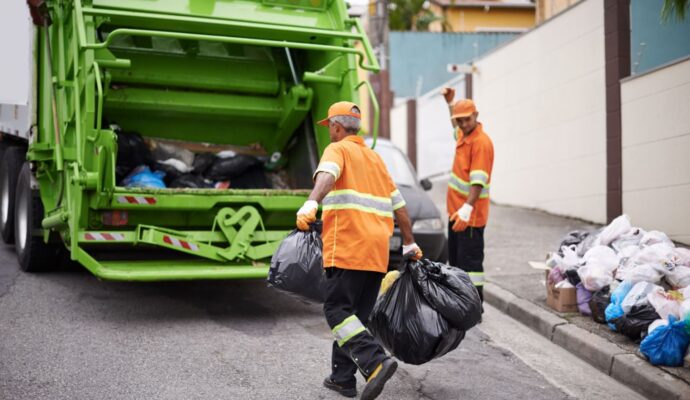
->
xmin=662 ymin=0 xmax=689 ymax=21
xmin=388 ymin=0 xmax=445 ymax=31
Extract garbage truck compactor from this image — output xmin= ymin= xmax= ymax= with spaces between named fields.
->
xmin=0 ymin=0 xmax=379 ymax=280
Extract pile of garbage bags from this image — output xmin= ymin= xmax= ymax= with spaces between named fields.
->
xmin=369 ymin=259 xmax=482 ymax=365
xmin=546 ymin=214 xmax=690 ymax=367
xmin=114 ymin=126 xmax=286 ymax=189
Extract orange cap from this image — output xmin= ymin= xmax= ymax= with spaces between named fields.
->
xmin=317 ymin=101 xmax=361 ymax=126
xmin=450 ymin=99 xmax=477 ymax=119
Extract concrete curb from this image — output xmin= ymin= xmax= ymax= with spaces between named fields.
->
xmin=484 ymin=283 xmax=690 ymax=400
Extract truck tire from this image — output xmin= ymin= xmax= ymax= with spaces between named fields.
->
xmin=0 ymin=146 xmax=25 ymax=244
xmin=14 ymin=162 xmax=60 ymax=272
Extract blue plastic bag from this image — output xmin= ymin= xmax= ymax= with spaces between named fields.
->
xmin=122 ymin=166 xmax=166 ymax=188
xmin=605 ymin=281 xmax=633 ymax=331
xmin=640 ymin=315 xmax=690 ymax=367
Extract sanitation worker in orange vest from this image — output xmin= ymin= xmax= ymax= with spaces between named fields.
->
xmin=442 ymin=88 xmax=494 ymax=303
xmin=296 ymin=101 xmax=422 ymax=400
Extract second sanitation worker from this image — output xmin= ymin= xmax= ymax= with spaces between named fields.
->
xmin=296 ymin=101 xmax=422 ymax=400
xmin=442 ymin=88 xmax=494 ymax=302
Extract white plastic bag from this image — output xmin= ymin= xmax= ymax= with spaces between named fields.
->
xmin=675 ymin=248 xmax=690 ymax=267
xmin=578 ymin=246 xmax=619 ymax=291
xmin=560 ymin=245 xmax=582 ymax=270
xmin=682 ymin=286 xmax=690 ymax=300
xmin=596 ymin=215 xmax=632 ymax=246
xmin=666 ymin=266 xmax=690 ymax=289
xmin=621 ymin=282 xmax=659 ymax=313
xmin=555 ymin=280 xmax=575 ymax=289
xmin=583 ymin=246 xmax=619 ymax=266
xmin=648 ymin=319 xmax=668 ymax=335
xmin=611 ymin=227 xmax=646 ymax=252
xmin=639 ymin=230 xmax=674 ymax=248
xmin=680 ymin=299 xmax=690 ymax=319
xmin=626 ymin=243 xmax=676 ymax=269
xmin=647 ymin=288 xmax=682 ymax=320
xmin=619 ymin=263 xmax=665 ymax=284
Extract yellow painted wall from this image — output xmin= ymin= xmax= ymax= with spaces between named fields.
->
xmin=429 ymin=5 xmax=535 ymax=32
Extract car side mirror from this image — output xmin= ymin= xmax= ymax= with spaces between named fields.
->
xmin=420 ymin=178 xmax=432 ymax=191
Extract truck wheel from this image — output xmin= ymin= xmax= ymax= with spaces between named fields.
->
xmin=0 ymin=146 xmax=25 ymax=243
xmin=14 ymin=162 xmax=59 ymax=272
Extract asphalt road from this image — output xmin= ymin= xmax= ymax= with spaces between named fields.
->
xmin=0 ymin=242 xmax=644 ymax=400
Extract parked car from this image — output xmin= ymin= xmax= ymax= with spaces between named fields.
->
xmin=365 ymin=138 xmax=448 ymax=268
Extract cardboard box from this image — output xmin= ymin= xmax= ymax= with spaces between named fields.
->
xmin=545 ymin=270 xmax=578 ymax=313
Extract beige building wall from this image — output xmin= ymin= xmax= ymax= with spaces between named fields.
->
xmin=429 ymin=4 xmax=536 ymax=32
xmin=621 ymin=57 xmax=690 ymax=244
xmin=536 ymin=0 xmax=582 ymax=24
xmin=472 ymin=0 xmax=607 ymax=223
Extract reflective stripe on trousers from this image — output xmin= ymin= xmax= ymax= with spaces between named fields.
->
xmin=332 ymin=315 xmax=367 ymax=346
xmin=468 ymin=272 xmax=485 ymax=287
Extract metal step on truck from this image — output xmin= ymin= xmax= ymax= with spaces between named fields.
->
xmin=0 ymin=0 xmax=379 ymax=280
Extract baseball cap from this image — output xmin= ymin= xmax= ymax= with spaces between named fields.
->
xmin=450 ymin=99 xmax=477 ymax=119
xmin=317 ymin=101 xmax=361 ymax=126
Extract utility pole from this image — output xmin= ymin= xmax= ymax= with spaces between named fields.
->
xmin=368 ymin=0 xmax=391 ymax=139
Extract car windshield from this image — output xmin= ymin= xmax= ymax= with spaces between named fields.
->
xmin=374 ymin=144 xmax=418 ymax=187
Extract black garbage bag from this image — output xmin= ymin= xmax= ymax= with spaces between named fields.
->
xmin=368 ymin=259 xmax=481 ymax=365
xmin=411 ymin=259 xmax=483 ymax=331
xmin=205 ymin=154 xmax=261 ymax=181
xmin=115 ymin=130 xmax=152 ymax=181
xmin=230 ymin=165 xmax=271 ymax=189
xmin=169 ymin=174 xmax=213 ymax=189
xmin=192 ymin=153 xmax=215 ymax=175
xmin=589 ymin=286 xmax=611 ymax=324
xmin=612 ymin=304 xmax=660 ymax=342
xmin=267 ymin=222 xmax=325 ymax=303
xmin=564 ymin=268 xmax=582 ymax=286
xmin=558 ymin=230 xmax=590 ymax=256
xmin=154 ymin=161 xmax=184 ymax=183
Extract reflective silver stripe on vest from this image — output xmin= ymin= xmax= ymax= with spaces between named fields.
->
xmin=323 ymin=190 xmax=394 ymax=217
xmin=469 ymin=170 xmax=489 ymax=186
xmin=391 ymin=189 xmax=406 ymax=210
xmin=449 ymin=173 xmax=490 ymax=198
xmin=332 ymin=315 xmax=366 ymax=346
xmin=314 ymin=161 xmax=341 ymax=180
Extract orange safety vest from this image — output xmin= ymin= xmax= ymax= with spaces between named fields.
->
xmin=447 ymin=122 xmax=494 ymax=228
xmin=314 ymin=135 xmax=406 ymax=273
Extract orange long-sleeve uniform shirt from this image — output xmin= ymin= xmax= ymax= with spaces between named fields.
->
xmin=447 ymin=122 xmax=494 ymax=227
xmin=313 ymin=135 xmax=406 ymax=274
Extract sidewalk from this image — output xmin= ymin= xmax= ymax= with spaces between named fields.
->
xmin=427 ymin=177 xmax=690 ymax=399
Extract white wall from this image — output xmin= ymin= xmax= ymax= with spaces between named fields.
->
xmin=390 ymin=75 xmax=465 ymax=179
xmin=621 ymin=57 xmax=690 ymax=244
xmin=390 ymin=99 xmax=408 ymax=155
xmin=415 ymin=76 xmax=465 ymax=179
xmin=473 ymin=0 xmax=607 ymax=223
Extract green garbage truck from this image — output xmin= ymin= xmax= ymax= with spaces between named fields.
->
xmin=0 ymin=0 xmax=379 ymax=280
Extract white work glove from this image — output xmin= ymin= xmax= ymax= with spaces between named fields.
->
xmin=450 ymin=203 xmax=473 ymax=232
xmin=296 ymin=200 xmax=318 ymax=231
xmin=402 ymin=242 xmax=423 ymax=260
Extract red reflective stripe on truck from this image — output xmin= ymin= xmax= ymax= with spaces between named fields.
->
xmin=162 ymin=235 xmax=199 ymax=252
xmin=117 ymin=196 xmax=157 ymax=205
xmin=83 ymin=232 xmax=125 ymax=241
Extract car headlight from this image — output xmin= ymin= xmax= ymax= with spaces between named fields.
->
xmin=412 ymin=218 xmax=444 ymax=231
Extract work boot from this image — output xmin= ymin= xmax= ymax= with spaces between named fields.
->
xmin=323 ymin=377 xmax=357 ymax=398
xmin=360 ymin=358 xmax=398 ymax=400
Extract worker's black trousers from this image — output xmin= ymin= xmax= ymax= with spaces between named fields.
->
xmin=323 ymin=267 xmax=387 ymax=388
xmin=448 ymin=224 xmax=485 ymax=302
